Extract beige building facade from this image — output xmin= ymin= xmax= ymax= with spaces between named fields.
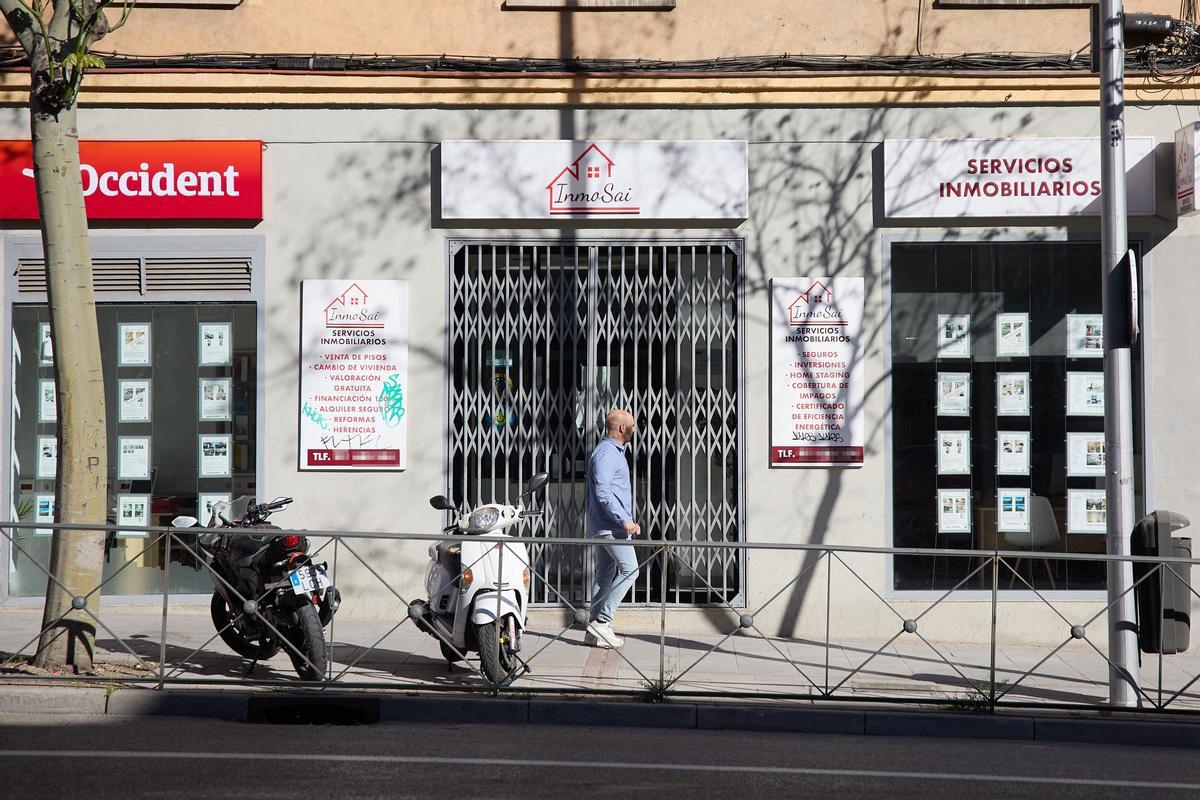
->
xmin=2 ymin=1 xmax=1199 ymax=652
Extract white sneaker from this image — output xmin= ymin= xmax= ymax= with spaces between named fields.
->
xmin=585 ymin=621 xmax=624 ymax=648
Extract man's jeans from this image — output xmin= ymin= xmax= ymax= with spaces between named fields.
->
xmin=588 ymin=530 xmax=640 ymax=624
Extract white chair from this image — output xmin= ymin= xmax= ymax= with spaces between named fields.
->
xmin=1002 ymin=495 xmax=1061 ymax=589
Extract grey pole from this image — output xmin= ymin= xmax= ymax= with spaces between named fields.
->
xmin=1098 ymin=0 xmax=1140 ymax=708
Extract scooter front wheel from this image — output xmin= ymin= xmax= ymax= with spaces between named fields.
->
xmin=475 ymin=620 xmax=517 ymax=684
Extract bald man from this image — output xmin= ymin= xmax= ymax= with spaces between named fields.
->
xmin=583 ymin=408 xmax=641 ymax=648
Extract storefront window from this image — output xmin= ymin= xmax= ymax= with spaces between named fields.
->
xmin=9 ymin=303 xmax=258 ymax=596
xmin=890 ymin=242 xmax=1143 ymax=592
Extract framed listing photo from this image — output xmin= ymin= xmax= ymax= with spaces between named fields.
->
xmin=199 ymin=378 xmax=232 ymax=422
xmin=38 ymin=379 xmax=57 ymax=423
xmin=936 ymin=373 xmax=971 ymax=417
xmin=117 ymin=436 xmax=151 ymax=480
xmin=937 ymin=314 xmax=971 ymax=358
xmin=997 ymin=431 xmax=1031 ymax=476
xmin=37 ymin=436 xmax=57 ymax=479
xmin=937 ymin=489 xmax=971 ymax=533
xmin=996 ymin=372 xmax=1030 ymax=417
xmin=198 ymin=493 xmax=231 ymax=525
xmin=1066 ymin=314 xmax=1103 ymax=358
xmin=35 ymin=494 xmax=55 ymax=534
xmin=38 ymin=322 xmax=53 ymax=366
xmin=936 ymin=430 xmax=970 ymax=475
xmin=118 ymin=379 xmax=152 ymax=423
xmin=1067 ymin=432 xmax=1106 ymax=477
xmin=199 ymin=322 xmax=232 ymax=366
xmin=995 ymin=313 xmax=1029 ymax=358
xmin=199 ymin=434 xmax=232 ymax=478
xmin=997 ymin=489 xmax=1031 ymax=533
xmin=1067 ymin=489 xmax=1107 ymax=534
xmin=1066 ymin=372 xmax=1105 ymax=416
xmin=117 ymin=494 xmax=150 ymax=538
xmin=118 ymin=322 xmax=151 ymax=366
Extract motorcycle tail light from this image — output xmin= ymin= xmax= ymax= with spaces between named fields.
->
xmin=281 ymin=534 xmax=302 ymax=550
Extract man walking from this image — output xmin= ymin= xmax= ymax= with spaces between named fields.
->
xmin=584 ymin=408 xmax=640 ymax=648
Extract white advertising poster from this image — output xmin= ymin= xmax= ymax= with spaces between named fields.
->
xmin=118 ymin=322 xmax=151 ymax=366
xmin=198 ymin=493 xmax=230 ymax=525
xmin=118 ymin=379 xmax=151 ymax=422
xmin=936 ymin=430 xmax=970 ymax=475
xmin=937 ymin=489 xmax=971 ymax=533
xmin=199 ymin=378 xmax=232 ymax=421
xmin=1177 ymin=122 xmax=1199 ymax=217
xmin=36 ymin=435 xmax=56 ymax=478
xmin=998 ymin=489 xmax=1031 ymax=533
xmin=882 ymin=137 xmax=1156 ymax=218
xmin=997 ymin=431 xmax=1031 ymax=476
xmin=1067 ymin=432 xmax=1106 ymax=477
xmin=34 ymin=493 xmax=54 ymax=534
xmin=996 ymin=312 xmax=1029 ymax=357
xmin=1068 ymin=489 xmax=1107 ymax=534
xmin=117 ymin=494 xmax=150 ymax=539
xmin=1067 ymin=372 xmax=1105 ymax=416
xmin=769 ymin=277 xmax=865 ymax=467
xmin=300 ymin=280 xmax=411 ymax=471
xmin=1066 ymin=314 xmax=1103 ymax=358
xmin=936 ymin=372 xmax=971 ymax=417
xmin=38 ymin=379 xmax=56 ymax=423
xmin=199 ymin=434 xmax=231 ymax=478
xmin=936 ymin=314 xmax=971 ymax=358
xmin=38 ymin=322 xmax=53 ymax=366
xmin=199 ymin=322 xmax=232 ymax=366
xmin=441 ymin=140 xmax=749 ymax=222
xmin=996 ymin=372 xmax=1031 ymax=417
xmin=117 ymin=436 xmax=151 ymax=480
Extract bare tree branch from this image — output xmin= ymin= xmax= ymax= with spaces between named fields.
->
xmin=1 ymin=0 xmax=46 ymax=58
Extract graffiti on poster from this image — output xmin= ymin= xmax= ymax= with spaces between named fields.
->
xmin=769 ymin=277 xmax=865 ymax=467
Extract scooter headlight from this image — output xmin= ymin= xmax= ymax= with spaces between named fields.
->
xmin=468 ymin=507 xmax=500 ymax=531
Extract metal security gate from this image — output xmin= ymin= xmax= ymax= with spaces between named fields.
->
xmin=447 ymin=240 xmax=744 ymax=606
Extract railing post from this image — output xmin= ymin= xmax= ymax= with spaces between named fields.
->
xmin=328 ymin=537 xmax=339 ymax=682
xmin=824 ymin=549 xmax=832 ymax=696
xmin=659 ymin=543 xmax=668 ymax=687
xmin=990 ymin=552 xmax=998 ymax=710
xmin=158 ymin=531 xmax=171 ymax=691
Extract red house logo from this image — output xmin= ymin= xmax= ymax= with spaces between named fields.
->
xmin=325 ymin=283 xmax=383 ymax=328
xmin=788 ymin=281 xmax=844 ymax=326
xmin=545 ymin=144 xmax=640 ymax=215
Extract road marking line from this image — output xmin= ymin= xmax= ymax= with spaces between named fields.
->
xmin=0 ymin=750 xmax=1197 ymax=789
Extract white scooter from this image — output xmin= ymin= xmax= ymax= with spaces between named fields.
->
xmin=410 ymin=472 xmax=548 ymax=684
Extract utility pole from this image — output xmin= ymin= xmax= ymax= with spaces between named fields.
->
xmin=1098 ymin=0 xmax=1140 ymax=707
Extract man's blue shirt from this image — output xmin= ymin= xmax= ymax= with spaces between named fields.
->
xmin=586 ymin=436 xmax=633 ymax=534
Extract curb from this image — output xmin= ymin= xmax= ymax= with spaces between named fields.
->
xmin=3 ymin=687 xmax=1200 ymax=748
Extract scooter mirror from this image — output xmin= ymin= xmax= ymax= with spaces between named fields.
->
xmin=429 ymin=495 xmax=456 ymax=511
xmin=171 ymin=515 xmax=199 ymax=529
xmin=521 ymin=472 xmax=550 ymax=497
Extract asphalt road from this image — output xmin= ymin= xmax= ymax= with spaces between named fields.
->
xmin=1 ymin=712 xmax=1199 ymax=799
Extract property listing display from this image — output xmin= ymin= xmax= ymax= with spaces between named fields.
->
xmin=300 ymin=280 xmax=410 ymax=471
xmin=769 ymin=277 xmax=865 ymax=467
xmin=889 ymin=242 xmax=1140 ymax=593
xmin=9 ymin=303 xmax=259 ymax=597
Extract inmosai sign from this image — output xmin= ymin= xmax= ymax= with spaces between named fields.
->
xmin=440 ymin=140 xmax=748 ymax=222
xmin=299 ymin=280 xmax=409 ymax=471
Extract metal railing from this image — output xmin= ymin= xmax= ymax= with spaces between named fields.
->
xmin=2 ymin=519 xmax=1200 ymax=714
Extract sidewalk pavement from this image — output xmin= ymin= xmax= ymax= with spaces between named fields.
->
xmin=2 ymin=602 xmax=1200 ymax=712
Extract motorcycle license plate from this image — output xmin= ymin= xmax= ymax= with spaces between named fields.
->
xmin=288 ymin=564 xmax=331 ymax=595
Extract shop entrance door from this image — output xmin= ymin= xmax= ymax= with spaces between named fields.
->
xmin=447 ymin=240 xmax=743 ymax=606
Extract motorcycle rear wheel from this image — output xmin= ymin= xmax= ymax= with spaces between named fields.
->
xmin=475 ymin=620 xmax=517 ymax=684
xmin=210 ymin=592 xmax=281 ymax=660
xmin=287 ymin=602 xmax=328 ymax=681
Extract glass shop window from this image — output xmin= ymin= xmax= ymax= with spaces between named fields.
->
xmin=8 ymin=303 xmax=258 ymax=596
xmin=890 ymin=242 xmax=1143 ymax=592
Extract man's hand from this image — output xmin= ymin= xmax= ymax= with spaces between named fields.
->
xmin=623 ymin=520 xmax=641 ymax=537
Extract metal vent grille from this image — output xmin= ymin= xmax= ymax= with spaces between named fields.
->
xmin=448 ymin=241 xmax=743 ymax=607
xmin=14 ymin=256 xmax=252 ymax=295
xmin=144 ymin=257 xmax=252 ymax=293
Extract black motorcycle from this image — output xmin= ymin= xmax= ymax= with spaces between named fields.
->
xmin=172 ymin=496 xmax=340 ymax=680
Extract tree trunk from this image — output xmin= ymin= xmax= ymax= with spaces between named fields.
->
xmin=30 ymin=96 xmax=109 ymax=672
